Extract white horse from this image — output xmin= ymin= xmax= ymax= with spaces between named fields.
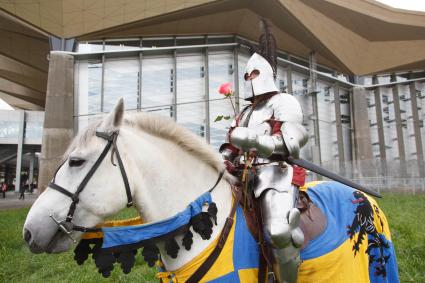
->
xmin=24 ymin=98 xmax=237 ymax=272
xmin=23 ymin=99 xmax=398 ymax=283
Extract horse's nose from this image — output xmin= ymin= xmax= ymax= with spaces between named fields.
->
xmin=23 ymin=227 xmax=44 ymax=253
xmin=23 ymin=228 xmax=32 ymax=245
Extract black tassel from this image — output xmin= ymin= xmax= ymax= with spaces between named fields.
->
xmin=182 ymin=230 xmax=194 ymax=250
xmin=192 ymin=212 xmax=213 ymax=240
xmin=93 ymin=250 xmax=116 ymax=278
xmin=73 ymin=239 xmax=92 ymax=265
xmin=207 ymin=202 xmax=218 ymax=225
xmin=165 ymin=238 xmax=180 ymax=258
xmin=142 ymin=244 xmax=159 ymax=267
xmin=117 ymin=250 xmax=137 ymax=274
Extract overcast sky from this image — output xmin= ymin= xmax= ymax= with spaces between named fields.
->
xmin=1 ymin=0 xmax=424 ymax=111
xmin=376 ymin=0 xmax=425 ymax=11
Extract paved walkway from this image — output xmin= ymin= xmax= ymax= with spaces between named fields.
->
xmin=0 ymin=191 xmax=38 ymax=211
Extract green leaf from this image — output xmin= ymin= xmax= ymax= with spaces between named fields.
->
xmin=214 ymin=115 xmax=223 ymax=122
xmin=223 ymin=116 xmax=231 ymax=120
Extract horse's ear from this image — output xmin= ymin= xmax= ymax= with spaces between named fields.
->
xmin=100 ymin=98 xmax=125 ymax=132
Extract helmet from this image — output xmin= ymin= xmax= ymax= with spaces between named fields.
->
xmin=244 ymin=53 xmax=278 ymax=100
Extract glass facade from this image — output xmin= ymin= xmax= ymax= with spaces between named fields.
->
xmin=73 ymin=36 xmax=425 ymax=181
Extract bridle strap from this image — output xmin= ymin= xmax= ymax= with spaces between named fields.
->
xmin=49 ymin=130 xmax=133 ymax=225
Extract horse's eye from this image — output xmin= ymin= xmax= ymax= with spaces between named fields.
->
xmin=69 ymin=158 xmax=86 ymax=167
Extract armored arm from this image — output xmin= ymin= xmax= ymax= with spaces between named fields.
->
xmin=230 ymin=93 xmax=308 ymax=159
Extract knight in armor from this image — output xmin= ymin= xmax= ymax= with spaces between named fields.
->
xmin=219 ymin=20 xmax=308 ymax=283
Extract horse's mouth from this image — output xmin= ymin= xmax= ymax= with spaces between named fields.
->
xmin=44 ymin=230 xmax=73 ymax=254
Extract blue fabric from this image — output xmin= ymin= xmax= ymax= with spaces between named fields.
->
xmin=300 ymin=182 xmax=356 ymax=260
xmin=102 ymin=192 xmax=212 ymax=249
xmin=232 ymin=206 xmax=260 ymax=271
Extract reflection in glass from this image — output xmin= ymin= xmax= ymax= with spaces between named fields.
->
xmin=78 ymin=42 xmax=103 ymax=52
xmin=104 ymin=40 xmax=140 ymax=51
xmin=142 ymin=56 xmax=174 ymax=113
xmin=209 ymin=51 xmax=235 ymax=149
xmin=104 ymin=59 xmax=139 ymax=112
xmin=177 ymin=102 xmax=205 ymax=138
xmin=77 ymin=61 xmax=102 ymax=115
xmin=177 ymin=55 xmax=205 ymax=103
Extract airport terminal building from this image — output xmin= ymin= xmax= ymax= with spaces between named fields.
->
xmin=1 ymin=0 xmax=425 ymax=192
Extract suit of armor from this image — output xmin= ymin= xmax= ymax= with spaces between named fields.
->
xmin=220 ymin=53 xmax=308 ymax=283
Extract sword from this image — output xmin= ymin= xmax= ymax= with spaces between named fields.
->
xmin=285 ymin=156 xmax=382 ymax=198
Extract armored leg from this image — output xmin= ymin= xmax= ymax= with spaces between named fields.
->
xmin=261 ymin=187 xmax=304 ymax=283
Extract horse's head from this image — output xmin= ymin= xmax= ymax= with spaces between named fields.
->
xmin=23 ymin=99 xmax=133 ymax=254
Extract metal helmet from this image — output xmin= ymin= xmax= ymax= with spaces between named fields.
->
xmin=244 ymin=53 xmax=278 ymax=100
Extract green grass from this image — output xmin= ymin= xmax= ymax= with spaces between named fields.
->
xmin=0 ymin=193 xmax=424 ymax=282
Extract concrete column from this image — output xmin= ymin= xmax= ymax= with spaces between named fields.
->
xmin=333 ymin=83 xmax=345 ymax=174
xmin=29 ymin=151 xmax=35 ymax=185
xmin=15 ymin=110 xmax=25 ymax=192
xmin=390 ymin=74 xmax=406 ymax=177
xmin=38 ymin=52 xmax=74 ymax=193
xmin=408 ymin=82 xmax=425 ymax=177
xmin=372 ymin=76 xmax=387 ymax=176
xmin=352 ymin=87 xmax=374 ymax=176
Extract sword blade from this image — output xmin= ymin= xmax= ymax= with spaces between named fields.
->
xmin=285 ymin=156 xmax=382 ymax=198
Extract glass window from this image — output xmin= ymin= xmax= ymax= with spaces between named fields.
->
xmin=104 ymin=58 xmax=139 ymax=112
xmin=177 ymin=102 xmax=205 ymax=138
xmin=104 ymin=40 xmax=140 ymax=51
xmin=76 ymin=60 xmax=102 ymax=115
xmin=317 ymin=82 xmax=337 ymax=163
xmin=78 ymin=41 xmax=103 ymax=52
xmin=177 ymin=55 xmax=205 ymax=103
xmin=209 ymin=51 xmax=235 ymax=148
xmin=141 ymin=56 xmax=174 ymax=113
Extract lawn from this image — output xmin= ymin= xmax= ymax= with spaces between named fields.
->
xmin=0 ymin=193 xmax=424 ymax=283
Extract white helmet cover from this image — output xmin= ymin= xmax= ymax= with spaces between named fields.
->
xmin=244 ymin=53 xmax=278 ymax=100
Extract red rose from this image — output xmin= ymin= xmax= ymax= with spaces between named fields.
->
xmin=218 ymin=82 xmax=233 ymax=97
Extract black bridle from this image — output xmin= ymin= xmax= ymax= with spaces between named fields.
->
xmin=48 ymin=130 xmax=133 ymax=242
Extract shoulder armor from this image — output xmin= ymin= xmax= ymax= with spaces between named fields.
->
xmin=268 ymin=93 xmax=303 ymax=124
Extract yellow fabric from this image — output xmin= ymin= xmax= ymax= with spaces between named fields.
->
xmin=81 ymin=216 xmax=143 ymax=239
xmin=298 ymin=181 xmax=394 ymax=283
xmin=238 ymin=268 xmax=259 ymax=282
xmin=298 ymin=234 xmax=370 ymax=283
xmin=156 ymin=217 xmax=236 ymax=282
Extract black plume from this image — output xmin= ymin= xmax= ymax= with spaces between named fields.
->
xmin=258 ymin=18 xmax=277 ymax=79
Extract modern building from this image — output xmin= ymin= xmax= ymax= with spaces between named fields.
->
xmin=1 ymin=0 xmax=425 ymax=192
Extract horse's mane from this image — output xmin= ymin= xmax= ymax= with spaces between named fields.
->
xmin=65 ymin=112 xmax=236 ymax=183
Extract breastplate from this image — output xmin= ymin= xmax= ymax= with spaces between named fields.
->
xmin=239 ymin=100 xmax=273 ymax=136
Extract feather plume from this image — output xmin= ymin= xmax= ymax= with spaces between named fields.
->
xmin=258 ymin=18 xmax=277 ymax=79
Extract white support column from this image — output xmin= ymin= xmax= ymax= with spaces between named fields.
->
xmin=15 ymin=110 xmax=25 ymax=193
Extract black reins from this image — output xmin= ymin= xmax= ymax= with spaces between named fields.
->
xmin=48 ymin=130 xmax=133 ymax=241
xmin=48 ymin=129 xmax=226 ymax=244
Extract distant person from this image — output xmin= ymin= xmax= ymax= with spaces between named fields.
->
xmin=1 ymin=182 xmax=6 ymax=199
xmin=19 ymin=184 xmax=25 ymax=200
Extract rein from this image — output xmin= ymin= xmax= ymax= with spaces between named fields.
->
xmin=48 ymin=130 xmax=133 ymax=242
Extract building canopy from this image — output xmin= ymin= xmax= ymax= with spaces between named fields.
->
xmin=1 ymin=0 xmax=425 ymax=108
